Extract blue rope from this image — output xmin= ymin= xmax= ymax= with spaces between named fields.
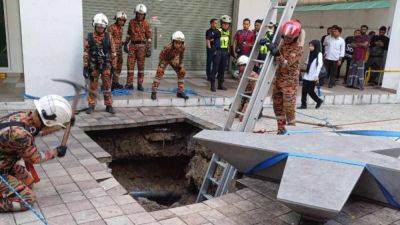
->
xmin=336 ymin=130 xmax=400 ymax=138
xmin=0 ymin=175 xmax=48 ymax=225
xmin=245 ymin=151 xmax=400 ymax=209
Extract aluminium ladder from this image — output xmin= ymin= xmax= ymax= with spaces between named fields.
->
xmin=196 ymin=0 xmax=299 ymax=203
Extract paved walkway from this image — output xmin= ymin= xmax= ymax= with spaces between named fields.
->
xmin=0 ymin=105 xmax=399 ymax=225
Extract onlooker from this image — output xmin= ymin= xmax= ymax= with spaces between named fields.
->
xmin=205 ymin=18 xmax=219 ymax=81
xmin=346 ymin=29 xmax=369 ymax=90
xmin=298 ymin=40 xmax=323 ymax=109
xmin=368 ymin=31 xmax=376 ymax=40
xmin=323 ymin=25 xmax=345 ymax=88
xmin=321 ymin=27 xmax=332 ymax=55
xmin=253 ymin=19 xmax=262 ymax=36
xmin=367 ymin=26 xmax=390 ymax=85
xmin=234 ymin=18 xmax=255 ymax=57
xmin=360 ymin=25 xmax=369 ymax=36
xmin=342 ymin=31 xmax=355 ymax=84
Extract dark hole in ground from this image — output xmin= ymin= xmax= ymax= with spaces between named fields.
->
xmin=86 ymin=122 xmax=211 ymax=211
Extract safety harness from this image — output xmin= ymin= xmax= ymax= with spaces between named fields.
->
xmin=88 ymin=32 xmax=111 ymax=74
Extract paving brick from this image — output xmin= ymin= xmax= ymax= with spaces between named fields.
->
xmin=37 ymin=195 xmax=63 ymax=208
xmin=91 ymin=171 xmax=113 ymax=181
xmin=85 ymin=164 xmax=108 ymax=173
xmin=79 ymin=220 xmax=106 ymax=225
xmin=14 ymin=210 xmax=40 ymax=224
xmin=104 ymin=215 xmax=134 ymax=225
xmin=106 ymin=185 xmax=127 ymax=196
xmin=150 ymin=209 xmax=175 ymax=221
xmin=96 ymin=205 xmax=124 ymax=219
xmin=186 ymin=203 xmax=211 ymax=213
xmin=84 ymin=188 xmax=108 ymax=199
xmin=72 ymin=209 xmax=102 ymax=224
xmin=42 ymin=203 xmax=69 ymax=219
xmin=46 ymin=169 xmax=69 ymax=178
xmin=67 ymin=166 xmax=88 ymax=175
xmin=203 ymin=198 xmax=228 ymax=209
xmin=159 ymin=217 xmax=187 ymax=225
xmin=55 ymin=183 xmax=80 ymax=194
xmin=71 ymin=173 xmax=94 ymax=182
xmin=168 ymin=206 xmax=193 ymax=216
xmin=99 ymin=178 xmax=120 ymax=191
xmin=119 ymin=203 xmax=146 ymax=215
xmin=372 ymin=207 xmax=400 ymax=224
xmin=235 ymin=188 xmax=261 ymax=200
xmin=66 ymin=199 xmax=94 ymax=213
xmin=278 ymin=211 xmax=301 ymax=225
xmin=77 ymin=180 xmax=101 ymax=190
xmin=233 ymin=200 xmax=258 ymax=212
xmin=50 ymin=175 xmax=74 ymax=186
xmin=180 ymin=213 xmax=208 ymax=225
xmin=0 ymin=213 xmax=15 ymax=225
xmin=47 ymin=214 xmax=77 ymax=225
xmin=110 ymin=195 xmax=136 ymax=206
xmin=60 ymin=190 xmax=86 ymax=203
xmin=208 ymin=217 xmax=238 ymax=225
xmin=198 ymin=209 xmax=225 ymax=221
xmin=216 ymin=205 xmax=243 ymax=217
xmin=127 ymin=212 xmax=156 ymax=224
xmin=89 ymin=196 xmax=115 ymax=208
xmin=219 ymin=193 xmax=244 ymax=204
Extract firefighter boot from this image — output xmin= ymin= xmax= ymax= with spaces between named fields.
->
xmin=86 ymin=106 xmax=95 ymax=114
xmin=125 ymin=84 xmax=134 ymax=90
xmin=137 ymin=83 xmax=144 ymax=91
xmin=105 ymin=106 xmax=116 ymax=114
xmin=151 ymin=92 xmax=157 ymax=100
xmin=112 ymin=82 xmax=123 ymax=91
xmin=210 ymin=82 xmax=216 ymax=92
xmin=177 ymin=91 xmax=189 ymax=100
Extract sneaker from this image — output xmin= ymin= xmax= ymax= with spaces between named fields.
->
xmin=297 ymin=105 xmax=307 ymax=109
xmin=137 ymin=84 xmax=144 ymax=91
xmin=111 ymin=82 xmax=123 ymax=90
xmin=86 ymin=106 xmax=94 ymax=114
xmin=151 ymin=92 xmax=157 ymax=100
xmin=125 ymin=84 xmax=134 ymax=90
xmin=177 ymin=92 xmax=189 ymax=100
xmin=316 ymin=100 xmax=323 ymax=109
xmin=105 ymin=106 xmax=116 ymax=114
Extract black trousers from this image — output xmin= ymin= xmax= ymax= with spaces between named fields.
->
xmin=206 ymin=48 xmax=215 ymax=80
xmin=301 ymin=80 xmax=322 ymax=107
xmin=325 ymin=59 xmax=338 ymax=87
xmin=210 ymin=49 xmax=229 ymax=86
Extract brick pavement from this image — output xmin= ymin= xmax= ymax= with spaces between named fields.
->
xmin=0 ymin=108 xmax=399 ymax=225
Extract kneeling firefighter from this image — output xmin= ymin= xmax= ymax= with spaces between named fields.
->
xmin=83 ymin=13 xmax=117 ymax=114
xmin=268 ymin=20 xmax=303 ymax=134
xmin=0 ymin=95 xmax=72 ymax=212
xmin=151 ymin=31 xmax=189 ymax=100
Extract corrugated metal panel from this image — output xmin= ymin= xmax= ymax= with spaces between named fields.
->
xmin=83 ymin=0 xmax=233 ymax=71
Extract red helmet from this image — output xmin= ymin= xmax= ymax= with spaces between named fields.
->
xmin=280 ymin=19 xmax=302 ymax=39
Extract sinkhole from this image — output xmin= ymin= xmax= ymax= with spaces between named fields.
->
xmin=85 ymin=122 xmax=212 ymax=211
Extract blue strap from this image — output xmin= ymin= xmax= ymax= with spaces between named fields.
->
xmin=336 ymin=130 xmax=400 ymax=138
xmin=0 ymin=175 xmax=48 ymax=225
xmin=245 ymin=151 xmax=400 ymax=208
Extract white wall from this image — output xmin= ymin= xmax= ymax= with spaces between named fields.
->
xmin=382 ymin=0 xmax=400 ymax=93
xmin=20 ymin=0 xmax=83 ymax=98
xmin=236 ymin=0 xmax=271 ymax=30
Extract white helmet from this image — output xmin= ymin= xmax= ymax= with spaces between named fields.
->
xmin=92 ymin=13 xmax=109 ymax=28
xmin=237 ymin=55 xmax=249 ymax=66
xmin=34 ymin=95 xmax=72 ymax=128
xmin=135 ymin=4 xmax=147 ymax=14
xmin=221 ymin=15 xmax=232 ymax=24
xmin=115 ymin=11 xmax=127 ymax=20
xmin=172 ymin=31 xmax=185 ymax=42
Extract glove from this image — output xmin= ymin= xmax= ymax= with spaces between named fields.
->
xmin=83 ymin=67 xmax=89 ymax=79
xmin=56 ymin=146 xmax=67 ymax=158
xmin=124 ymin=42 xmax=129 ymax=54
xmin=70 ymin=117 xmax=76 ymax=126
xmin=267 ymin=43 xmax=280 ymax=57
xmin=259 ymin=39 xmax=268 ymax=46
xmin=146 ymin=48 xmax=152 ymax=58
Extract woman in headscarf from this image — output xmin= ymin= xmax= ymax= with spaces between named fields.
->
xmin=298 ymin=40 xmax=324 ymax=109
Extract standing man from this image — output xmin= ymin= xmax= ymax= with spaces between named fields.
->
xmin=234 ymin=18 xmax=255 ymax=57
xmin=323 ymin=25 xmax=345 ymax=88
xmin=269 ymin=20 xmax=303 ymax=135
xmin=253 ymin=19 xmax=262 ymax=36
xmin=367 ymin=26 xmax=390 ymax=85
xmin=0 ymin=95 xmax=72 ymax=212
xmin=124 ymin=4 xmax=152 ymax=91
xmin=346 ymin=29 xmax=369 ymax=90
xmin=83 ymin=13 xmax=116 ymax=114
xmin=108 ymin=11 xmax=127 ymax=91
xmin=210 ymin=15 xmax=232 ymax=92
xmin=321 ymin=27 xmax=332 ymax=55
xmin=151 ymin=31 xmax=188 ymax=100
xmin=205 ymin=19 xmax=219 ymax=81
xmin=342 ymin=31 xmax=355 ymax=84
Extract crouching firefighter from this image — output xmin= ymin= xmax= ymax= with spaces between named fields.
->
xmin=83 ymin=13 xmax=117 ymax=114
xmin=268 ymin=20 xmax=303 ymax=135
xmin=151 ymin=31 xmax=188 ymax=100
xmin=0 ymin=95 xmax=72 ymax=212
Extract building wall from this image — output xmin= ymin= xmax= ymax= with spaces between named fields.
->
xmin=20 ymin=0 xmax=83 ymax=97
xmin=236 ymin=0 xmax=270 ymax=30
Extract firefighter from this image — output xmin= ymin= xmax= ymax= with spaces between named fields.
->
xmin=0 ymin=95 xmax=72 ymax=212
xmin=83 ymin=13 xmax=117 ymax=114
xmin=124 ymin=4 xmax=152 ymax=91
xmin=268 ymin=20 xmax=303 ymax=134
xmin=210 ymin=15 xmax=232 ymax=92
xmin=108 ymin=11 xmax=127 ymax=91
xmin=151 ymin=31 xmax=188 ymax=100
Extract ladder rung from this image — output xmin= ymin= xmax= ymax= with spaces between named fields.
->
xmin=240 ymin=93 xmax=252 ymax=99
xmin=252 ymin=59 xmax=264 ymax=64
xmin=209 ymin=177 xmax=220 ymax=185
xmin=203 ymin=194 xmax=213 ymax=200
xmin=216 ymin=160 xmax=227 ymax=168
xmin=235 ymin=111 xmax=245 ymax=116
xmin=274 ymin=5 xmax=286 ymax=9
xmin=247 ymin=76 xmax=258 ymax=81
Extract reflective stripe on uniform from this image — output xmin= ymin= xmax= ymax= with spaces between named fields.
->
xmin=218 ymin=28 xmax=230 ymax=49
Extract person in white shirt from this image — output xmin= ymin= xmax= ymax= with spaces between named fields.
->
xmin=299 ymin=40 xmax=324 ymax=109
xmin=323 ymin=25 xmax=345 ymax=88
